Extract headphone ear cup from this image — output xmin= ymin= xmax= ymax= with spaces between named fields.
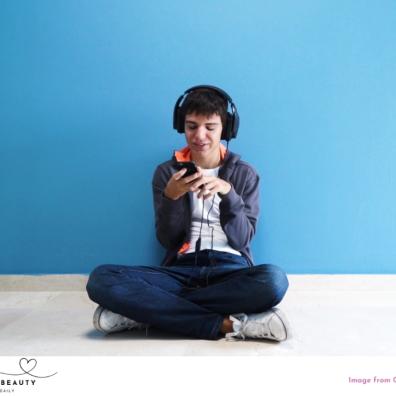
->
xmin=173 ymin=94 xmax=185 ymax=133
xmin=174 ymin=108 xmax=184 ymax=133
xmin=222 ymin=112 xmax=234 ymax=141
xmin=232 ymin=111 xmax=239 ymax=139
xmin=173 ymin=105 xmax=178 ymax=130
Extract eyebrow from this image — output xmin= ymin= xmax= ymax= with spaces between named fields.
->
xmin=185 ymin=120 xmax=220 ymax=125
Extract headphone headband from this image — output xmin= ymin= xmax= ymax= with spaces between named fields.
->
xmin=184 ymin=85 xmax=233 ymax=103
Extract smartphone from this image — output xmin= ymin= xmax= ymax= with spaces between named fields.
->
xmin=175 ymin=161 xmax=198 ymax=178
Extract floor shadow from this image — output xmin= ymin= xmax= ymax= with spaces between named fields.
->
xmin=84 ymin=327 xmax=197 ymax=341
xmin=84 ymin=328 xmax=282 ymax=344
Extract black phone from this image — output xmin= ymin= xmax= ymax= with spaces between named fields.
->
xmin=175 ymin=161 xmax=198 ymax=178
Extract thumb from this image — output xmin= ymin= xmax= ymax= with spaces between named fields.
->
xmin=174 ymin=168 xmax=187 ymax=180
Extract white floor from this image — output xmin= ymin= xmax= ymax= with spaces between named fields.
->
xmin=1 ymin=274 xmax=395 ymax=356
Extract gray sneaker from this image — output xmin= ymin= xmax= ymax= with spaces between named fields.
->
xmin=226 ymin=308 xmax=290 ymax=342
xmin=93 ymin=306 xmax=147 ymax=334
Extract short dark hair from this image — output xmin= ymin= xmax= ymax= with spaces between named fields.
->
xmin=180 ymin=88 xmax=228 ymax=126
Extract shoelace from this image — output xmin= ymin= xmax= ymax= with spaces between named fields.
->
xmin=110 ymin=316 xmax=147 ymax=331
xmin=225 ymin=314 xmax=273 ymax=340
xmin=225 ymin=314 xmax=248 ymax=341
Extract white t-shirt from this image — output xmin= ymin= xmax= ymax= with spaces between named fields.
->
xmin=184 ymin=166 xmax=241 ymax=256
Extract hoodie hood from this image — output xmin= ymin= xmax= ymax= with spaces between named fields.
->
xmin=172 ymin=144 xmax=241 ymax=178
xmin=174 ymin=143 xmax=228 ymax=163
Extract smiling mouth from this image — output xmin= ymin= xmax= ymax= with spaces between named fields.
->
xmin=192 ymin=144 xmax=209 ymax=151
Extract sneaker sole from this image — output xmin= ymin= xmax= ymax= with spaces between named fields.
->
xmin=271 ymin=307 xmax=291 ymax=341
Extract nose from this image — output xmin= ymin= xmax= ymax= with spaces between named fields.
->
xmin=194 ymin=125 xmax=207 ymax=140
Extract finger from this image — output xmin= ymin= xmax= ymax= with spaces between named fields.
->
xmin=204 ymin=185 xmax=220 ymax=199
xmin=190 ymin=180 xmax=206 ymax=192
xmin=184 ymin=171 xmax=202 ymax=184
xmin=196 ymin=181 xmax=217 ymax=196
xmin=203 ymin=181 xmax=216 ymax=191
xmin=174 ymin=168 xmax=188 ymax=181
xmin=191 ymin=174 xmax=208 ymax=188
xmin=202 ymin=183 xmax=222 ymax=198
xmin=198 ymin=186 xmax=211 ymax=199
xmin=192 ymin=166 xmax=205 ymax=181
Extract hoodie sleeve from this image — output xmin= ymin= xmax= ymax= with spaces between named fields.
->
xmin=152 ymin=164 xmax=188 ymax=249
xmin=219 ymin=166 xmax=259 ymax=250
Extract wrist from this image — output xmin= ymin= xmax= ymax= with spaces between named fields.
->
xmin=164 ymin=187 xmax=182 ymax=201
xmin=164 ymin=187 xmax=175 ymax=200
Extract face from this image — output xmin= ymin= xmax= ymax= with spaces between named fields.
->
xmin=184 ymin=112 xmax=223 ymax=162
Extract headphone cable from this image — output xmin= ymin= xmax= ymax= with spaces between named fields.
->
xmin=194 ymin=196 xmax=205 ymax=267
xmin=193 ymin=141 xmax=230 ymax=280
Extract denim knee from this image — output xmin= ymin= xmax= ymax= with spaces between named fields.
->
xmin=86 ymin=264 xmax=120 ymax=301
xmin=251 ymin=264 xmax=289 ymax=309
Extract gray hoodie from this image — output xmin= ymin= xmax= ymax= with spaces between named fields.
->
xmin=152 ymin=149 xmax=260 ymax=267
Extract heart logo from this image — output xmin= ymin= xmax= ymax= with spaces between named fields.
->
xmin=19 ymin=358 xmax=37 ymax=374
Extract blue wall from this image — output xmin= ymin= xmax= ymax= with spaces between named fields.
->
xmin=1 ymin=1 xmax=395 ymax=274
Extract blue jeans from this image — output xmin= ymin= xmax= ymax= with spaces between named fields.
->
xmin=86 ymin=250 xmax=289 ymax=340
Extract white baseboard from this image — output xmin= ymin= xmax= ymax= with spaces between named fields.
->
xmin=0 ymin=274 xmax=88 ymax=291
xmin=1 ymin=274 xmax=396 ymax=292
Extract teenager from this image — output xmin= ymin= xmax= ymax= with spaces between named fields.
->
xmin=86 ymin=85 xmax=290 ymax=341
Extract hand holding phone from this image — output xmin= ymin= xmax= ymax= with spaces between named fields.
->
xmin=164 ymin=162 xmax=202 ymax=200
xmin=174 ymin=162 xmax=198 ymax=178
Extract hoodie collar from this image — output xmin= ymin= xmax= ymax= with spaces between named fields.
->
xmin=174 ymin=144 xmax=227 ymax=163
xmin=172 ymin=144 xmax=241 ymax=180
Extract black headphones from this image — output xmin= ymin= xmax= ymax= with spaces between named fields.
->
xmin=173 ymin=85 xmax=239 ymax=141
